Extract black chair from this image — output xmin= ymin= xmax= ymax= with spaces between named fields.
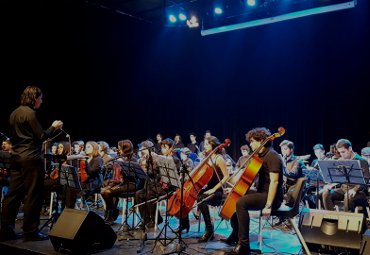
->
xmin=255 ymin=177 xmax=312 ymax=255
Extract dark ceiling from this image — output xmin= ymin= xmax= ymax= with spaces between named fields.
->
xmin=83 ymin=0 xmax=201 ymax=24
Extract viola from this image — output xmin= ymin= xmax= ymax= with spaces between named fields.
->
xmin=219 ymin=127 xmax=285 ymax=220
xmin=79 ymin=159 xmax=88 ymax=183
xmin=167 ymin=139 xmax=231 ymax=219
xmin=50 ymin=167 xmax=59 ymax=180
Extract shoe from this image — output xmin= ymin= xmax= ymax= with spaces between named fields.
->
xmin=157 ymin=215 xmax=163 ymax=225
xmin=23 ymin=232 xmax=49 ymax=242
xmin=112 ymin=208 xmax=120 ymax=221
xmin=0 ymin=228 xmax=22 ymax=242
xmin=193 ymin=211 xmax=200 ymax=220
xmin=174 ymin=224 xmax=190 ymax=234
xmin=220 ymin=236 xmax=238 ymax=245
xmin=198 ymin=230 xmax=214 ymax=243
xmin=225 ymin=243 xmax=251 ymax=255
xmin=104 ymin=210 xmax=111 ymax=221
xmin=146 ymin=221 xmax=155 ymax=229
xmin=105 ymin=217 xmax=116 ymax=225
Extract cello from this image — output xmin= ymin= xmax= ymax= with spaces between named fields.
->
xmin=167 ymin=138 xmax=231 ymax=219
xmin=219 ymin=127 xmax=285 ymax=220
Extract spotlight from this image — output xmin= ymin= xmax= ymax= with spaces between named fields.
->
xmin=247 ymin=0 xmax=256 ymax=7
xmin=214 ymin=7 xmax=223 ymax=14
xmin=186 ymin=16 xmax=199 ymax=28
xmin=169 ymin=14 xmax=177 ymax=23
xmin=179 ymin=13 xmax=187 ymax=21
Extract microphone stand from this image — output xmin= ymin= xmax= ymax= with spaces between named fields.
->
xmin=137 ymin=149 xmax=157 ymax=253
xmin=116 ymin=154 xmax=140 ymax=240
xmin=163 ymin=153 xmax=191 ymax=255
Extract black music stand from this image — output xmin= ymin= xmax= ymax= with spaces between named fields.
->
xmin=161 ymin=153 xmax=191 ymax=255
xmin=40 ymin=155 xmax=81 ymax=231
xmin=318 ymin=160 xmax=366 ymax=185
xmin=116 ymin=159 xmax=147 ymax=236
xmin=148 ymin=155 xmax=181 ymax=254
xmin=318 ymin=160 xmax=366 ymax=211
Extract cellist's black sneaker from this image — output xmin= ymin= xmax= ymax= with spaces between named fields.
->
xmin=198 ymin=230 xmax=214 ymax=243
xmin=220 ymin=236 xmax=238 ymax=245
xmin=23 ymin=232 xmax=49 ymax=242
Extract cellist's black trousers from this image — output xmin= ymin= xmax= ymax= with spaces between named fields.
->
xmin=235 ymin=190 xmax=267 ymax=245
xmin=197 ymin=189 xmax=223 ymax=231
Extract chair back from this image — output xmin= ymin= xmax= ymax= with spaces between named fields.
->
xmin=274 ymin=177 xmax=307 ymax=218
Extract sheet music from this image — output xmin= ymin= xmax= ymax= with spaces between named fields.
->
xmin=318 ymin=160 xmax=366 ymax=185
xmin=155 ymin=155 xmax=181 ymax=188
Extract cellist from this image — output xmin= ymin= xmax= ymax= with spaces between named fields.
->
xmin=225 ymin=127 xmax=284 ymax=255
xmin=196 ymin=136 xmax=229 ymax=243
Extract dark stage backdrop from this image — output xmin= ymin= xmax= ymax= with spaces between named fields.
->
xmin=1 ymin=0 xmax=369 ymax=159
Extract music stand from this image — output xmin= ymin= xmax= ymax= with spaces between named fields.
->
xmin=40 ymin=155 xmax=82 ymax=231
xmin=149 ymin=155 xmax=180 ymax=253
xmin=318 ymin=160 xmax=366 ymax=211
xmin=59 ymin=164 xmax=81 ymax=189
xmin=318 ymin=160 xmax=366 ymax=185
xmin=115 ymin=159 xmax=147 ymax=235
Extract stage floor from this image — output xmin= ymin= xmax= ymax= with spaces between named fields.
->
xmin=0 ymin=201 xmax=356 ymax=255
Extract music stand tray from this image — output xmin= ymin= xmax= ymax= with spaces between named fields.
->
xmin=116 ymin=160 xmax=147 ymax=183
xmin=53 ymin=163 xmax=81 ymax=189
xmin=318 ymin=160 xmax=366 ymax=185
xmin=155 ymin=155 xmax=180 ymax=189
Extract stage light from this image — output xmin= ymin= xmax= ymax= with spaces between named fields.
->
xmin=247 ymin=0 xmax=256 ymax=7
xmin=214 ymin=7 xmax=223 ymax=15
xmin=179 ymin=13 xmax=187 ymax=21
xmin=169 ymin=14 xmax=177 ymax=23
xmin=187 ymin=16 xmax=199 ymax=28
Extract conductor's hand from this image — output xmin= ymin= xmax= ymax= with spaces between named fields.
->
xmin=52 ymin=120 xmax=63 ymax=129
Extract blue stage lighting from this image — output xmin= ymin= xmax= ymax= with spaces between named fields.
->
xmin=179 ymin=13 xmax=187 ymax=21
xmin=214 ymin=7 xmax=223 ymax=15
xmin=169 ymin=14 xmax=177 ymax=23
xmin=247 ymin=0 xmax=256 ymax=7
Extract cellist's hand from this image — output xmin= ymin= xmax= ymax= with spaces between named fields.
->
xmin=224 ymin=187 xmax=232 ymax=195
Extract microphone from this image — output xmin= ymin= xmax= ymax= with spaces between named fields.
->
xmin=0 ymin=132 xmax=9 ymax=140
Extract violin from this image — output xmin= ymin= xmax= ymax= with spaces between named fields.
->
xmin=50 ymin=166 xmax=59 ymax=180
xmin=220 ymin=127 xmax=285 ymax=220
xmin=79 ymin=158 xmax=88 ymax=183
xmin=167 ymin=138 xmax=231 ymax=219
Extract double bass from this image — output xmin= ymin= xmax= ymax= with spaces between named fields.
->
xmin=167 ymin=139 xmax=231 ymax=219
xmin=219 ymin=127 xmax=285 ymax=220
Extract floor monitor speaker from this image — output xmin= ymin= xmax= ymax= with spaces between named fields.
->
xmin=49 ymin=208 xmax=117 ymax=253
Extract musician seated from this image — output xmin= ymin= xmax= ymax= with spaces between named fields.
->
xmin=65 ymin=141 xmax=104 ymax=209
xmin=279 ymin=140 xmax=306 ymax=205
xmin=43 ymin=141 xmax=70 ymax=213
xmin=135 ymin=140 xmax=165 ymax=229
xmin=321 ymin=139 xmax=369 ymax=213
xmin=196 ymin=136 xmax=229 ymax=243
xmin=101 ymin=140 xmax=137 ymax=224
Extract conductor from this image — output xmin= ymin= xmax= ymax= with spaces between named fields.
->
xmin=0 ymin=86 xmax=63 ymax=242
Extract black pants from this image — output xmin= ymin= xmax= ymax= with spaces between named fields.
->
xmin=197 ymin=189 xmax=223 ymax=232
xmin=101 ymin=182 xmax=136 ymax=210
xmin=135 ymin=182 xmax=165 ymax=223
xmin=1 ymin=159 xmax=44 ymax=234
xmin=322 ymin=187 xmax=367 ymax=212
xmin=235 ymin=190 xmax=269 ymax=245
